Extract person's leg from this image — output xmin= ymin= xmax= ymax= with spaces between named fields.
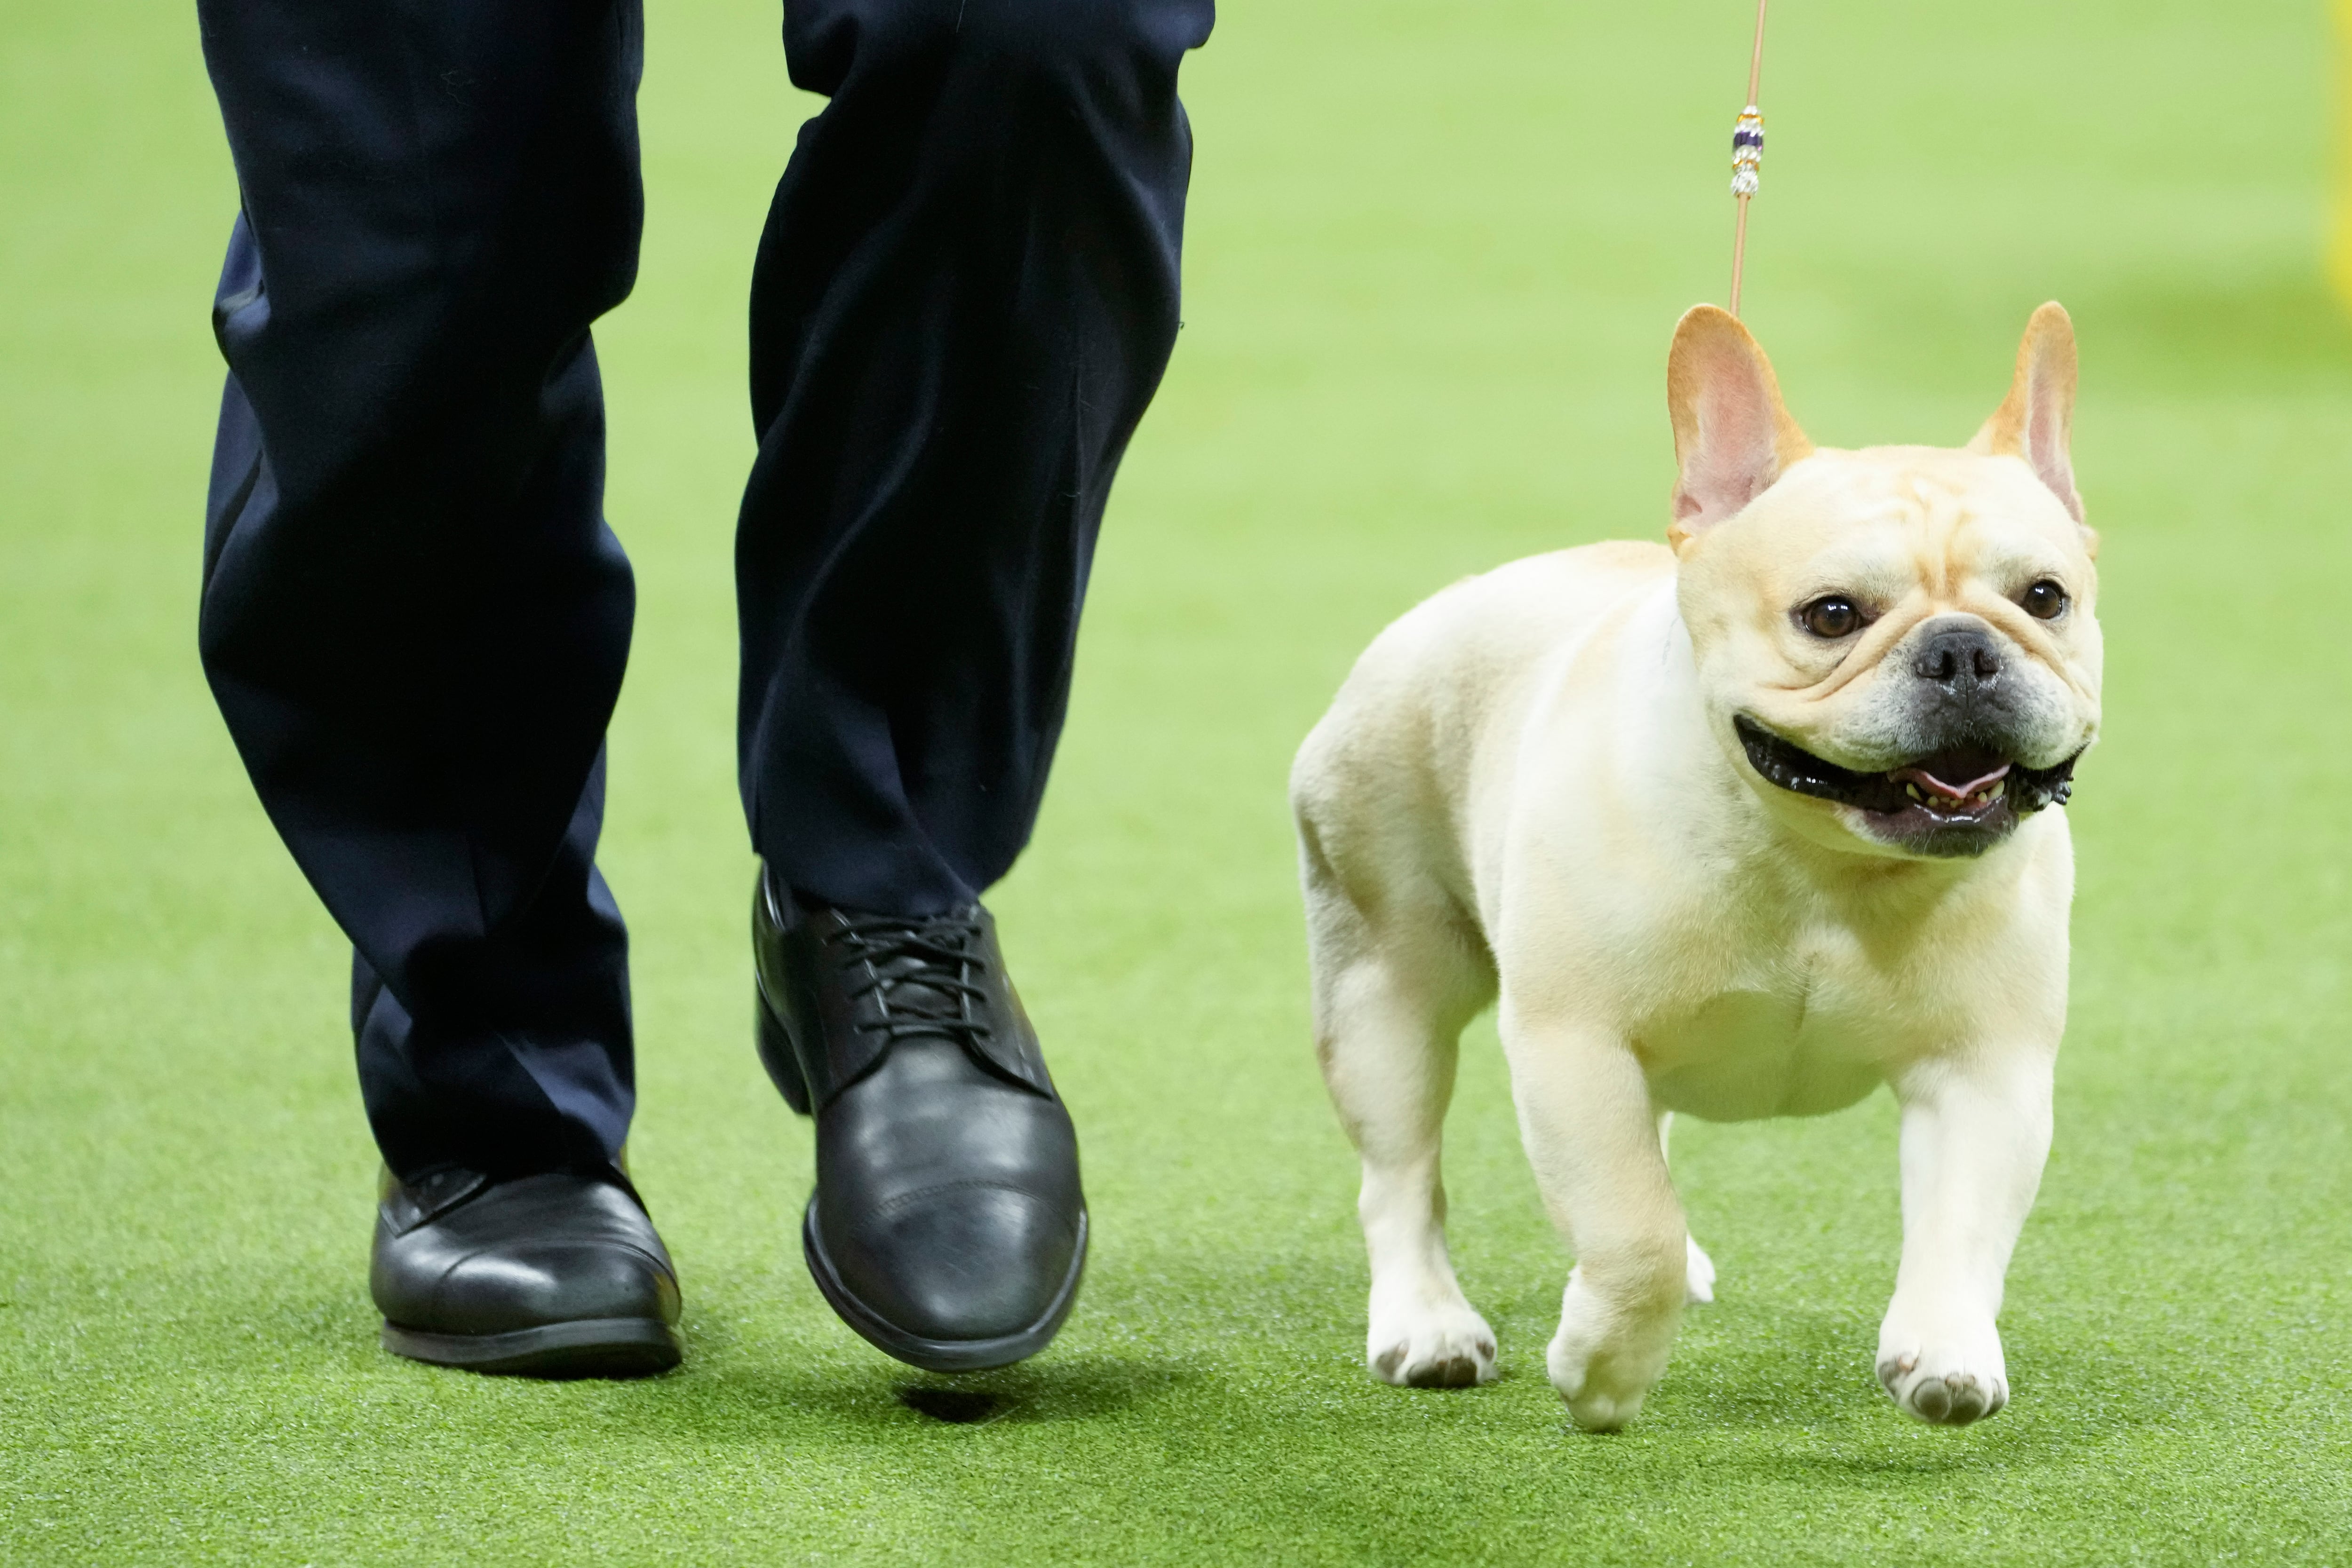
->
xmin=198 ymin=0 xmax=677 ymax=1373
xmin=200 ymin=0 xmax=643 ymax=1181
xmin=738 ymin=0 xmax=1214 ymax=912
xmin=739 ymin=0 xmax=1213 ymax=1371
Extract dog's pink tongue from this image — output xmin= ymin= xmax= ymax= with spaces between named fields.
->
xmin=1892 ymin=762 xmax=2011 ymax=801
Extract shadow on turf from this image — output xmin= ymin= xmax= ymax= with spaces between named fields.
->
xmin=1637 ymin=1302 xmax=1878 ymax=1431
xmin=1629 ymin=1301 xmax=2175 ymax=1453
xmin=224 ymin=1271 xmax=2169 ymax=1464
xmin=202 ymin=1254 xmax=1202 ymax=1430
xmin=601 ymin=1353 xmax=1205 ymax=1439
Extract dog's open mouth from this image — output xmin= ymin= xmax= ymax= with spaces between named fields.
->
xmin=1733 ymin=716 xmax=2078 ymax=855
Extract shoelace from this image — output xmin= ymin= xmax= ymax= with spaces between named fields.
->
xmin=833 ymin=912 xmax=997 ymax=1052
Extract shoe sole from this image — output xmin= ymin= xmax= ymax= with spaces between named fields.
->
xmin=802 ymin=1201 xmax=1088 ymax=1373
xmin=380 ymin=1316 xmax=682 ymax=1378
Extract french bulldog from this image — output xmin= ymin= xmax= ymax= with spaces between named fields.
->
xmin=1290 ymin=304 xmax=2098 ymax=1429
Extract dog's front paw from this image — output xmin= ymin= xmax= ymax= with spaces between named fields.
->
xmin=1547 ymin=1272 xmax=1677 ymax=1431
xmin=1367 ymin=1299 xmax=1497 ymax=1389
xmin=1875 ymin=1330 xmax=2008 ymax=1426
xmin=1368 ymin=1307 xmax=1498 ymax=1390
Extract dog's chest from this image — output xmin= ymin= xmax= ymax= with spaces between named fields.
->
xmin=1630 ymin=931 xmax=1903 ymax=1121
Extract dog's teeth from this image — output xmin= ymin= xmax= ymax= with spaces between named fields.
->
xmin=1987 ymin=780 xmax=2005 ymax=802
xmin=1905 ymin=783 xmax=1923 ymax=803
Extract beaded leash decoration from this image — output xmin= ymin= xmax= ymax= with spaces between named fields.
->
xmin=1728 ymin=0 xmax=1770 ymax=317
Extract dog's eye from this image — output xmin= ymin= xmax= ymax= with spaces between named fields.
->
xmin=2020 ymin=579 xmax=2068 ymax=620
xmin=1796 ymin=596 xmax=1863 ymax=639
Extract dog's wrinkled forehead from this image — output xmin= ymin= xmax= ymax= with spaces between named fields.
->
xmin=1732 ymin=446 xmax=2090 ymax=608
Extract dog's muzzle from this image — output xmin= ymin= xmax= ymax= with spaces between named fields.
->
xmin=1734 ymin=715 xmax=2079 ymax=858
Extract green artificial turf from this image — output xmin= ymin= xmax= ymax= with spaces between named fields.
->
xmin=5 ymin=0 xmax=2352 ymax=1561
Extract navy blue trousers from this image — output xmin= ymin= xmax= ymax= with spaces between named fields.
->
xmin=196 ymin=0 xmax=1211 ymax=1181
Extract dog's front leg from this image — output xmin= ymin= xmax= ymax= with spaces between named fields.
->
xmin=1502 ymin=1011 xmax=1685 ymax=1431
xmin=1877 ymin=1048 xmax=2055 ymax=1425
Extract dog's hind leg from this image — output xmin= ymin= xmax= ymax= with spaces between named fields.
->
xmin=1657 ymin=1113 xmax=1717 ymax=1305
xmin=1304 ymin=863 xmax=1497 ymax=1389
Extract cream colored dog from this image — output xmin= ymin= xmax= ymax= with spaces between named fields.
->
xmin=1291 ymin=304 xmax=2099 ymax=1431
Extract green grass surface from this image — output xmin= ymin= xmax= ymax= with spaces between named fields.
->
xmin=5 ymin=0 xmax=2352 ymax=1561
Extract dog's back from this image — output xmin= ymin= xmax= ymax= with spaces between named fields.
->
xmin=1290 ymin=539 xmax=1673 ymax=928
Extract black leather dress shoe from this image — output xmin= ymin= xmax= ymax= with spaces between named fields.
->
xmin=371 ymin=1167 xmax=683 ymax=1377
xmin=752 ymin=871 xmax=1086 ymax=1372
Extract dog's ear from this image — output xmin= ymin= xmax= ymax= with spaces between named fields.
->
xmin=1666 ymin=306 xmax=1813 ymax=552
xmin=1969 ymin=302 xmax=2087 ymax=537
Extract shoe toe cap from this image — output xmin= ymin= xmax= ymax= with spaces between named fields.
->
xmin=827 ymin=1182 xmax=1080 ymax=1343
xmin=431 ymin=1241 xmax=681 ymax=1334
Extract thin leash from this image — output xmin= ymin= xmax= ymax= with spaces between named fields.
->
xmin=1728 ymin=0 xmax=1769 ymax=317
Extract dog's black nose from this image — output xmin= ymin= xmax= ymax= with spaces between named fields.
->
xmin=1912 ymin=621 xmax=2002 ymax=689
